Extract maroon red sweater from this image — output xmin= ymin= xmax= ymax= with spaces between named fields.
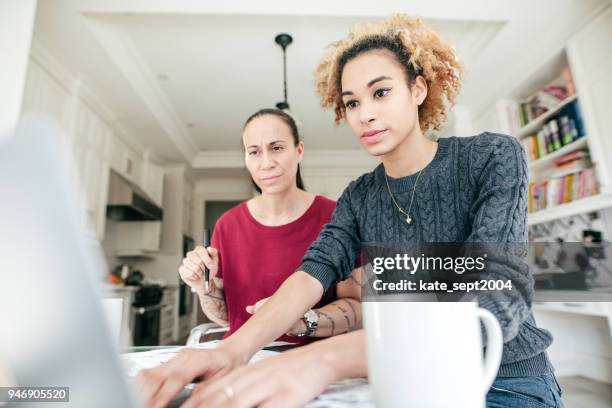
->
xmin=212 ymin=195 xmax=337 ymax=344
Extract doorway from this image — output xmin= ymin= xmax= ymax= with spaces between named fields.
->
xmin=205 ymin=200 xmax=243 ymax=233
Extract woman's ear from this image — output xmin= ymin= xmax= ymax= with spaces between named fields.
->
xmin=412 ymin=76 xmax=428 ymax=106
xmin=296 ymin=141 xmax=305 ymax=162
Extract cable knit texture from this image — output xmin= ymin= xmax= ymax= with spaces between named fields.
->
xmin=298 ymin=132 xmax=554 ymax=377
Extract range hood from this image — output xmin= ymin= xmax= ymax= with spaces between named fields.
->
xmin=106 ymin=171 xmax=163 ymax=221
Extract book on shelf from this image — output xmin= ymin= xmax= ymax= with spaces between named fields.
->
xmin=500 ymin=66 xmax=577 ymax=133
xmin=551 ymin=156 xmax=592 ymax=179
xmin=528 ymin=167 xmax=598 ymax=213
xmin=560 ymin=99 xmax=585 ymax=137
xmin=553 ymin=149 xmax=589 ymax=166
xmin=520 ymin=101 xmax=586 ymax=162
xmin=561 ymin=66 xmax=576 ymax=97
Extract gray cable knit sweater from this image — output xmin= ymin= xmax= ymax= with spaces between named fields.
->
xmin=298 ymin=132 xmax=554 ymax=377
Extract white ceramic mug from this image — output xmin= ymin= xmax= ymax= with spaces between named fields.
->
xmin=363 ymin=301 xmax=503 ymax=408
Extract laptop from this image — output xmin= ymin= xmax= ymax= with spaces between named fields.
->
xmin=0 ymin=117 xmax=158 ymax=407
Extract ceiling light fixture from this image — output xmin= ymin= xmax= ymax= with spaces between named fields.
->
xmin=274 ymin=33 xmax=293 ymax=112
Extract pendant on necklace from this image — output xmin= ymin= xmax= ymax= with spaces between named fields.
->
xmin=406 ymin=216 xmax=412 ymax=225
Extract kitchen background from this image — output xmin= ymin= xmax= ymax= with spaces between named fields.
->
xmin=6 ymin=0 xmax=612 ymax=406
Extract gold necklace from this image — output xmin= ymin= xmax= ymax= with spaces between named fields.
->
xmin=384 ymin=168 xmax=423 ymax=225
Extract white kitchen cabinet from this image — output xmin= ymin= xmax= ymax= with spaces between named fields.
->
xmin=115 ymin=221 xmax=162 ymax=255
xmin=21 ymin=50 xmax=163 ymax=243
xmin=20 ymin=59 xmax=107 ymax=241
xmin=20 ymin=61 xmax=71 ymax=142
xmin=20 ymin=57 xmax=118 ymax=241
xmin=142 ymin=159 xmax=164 ymax=208
xmin=159 ymin=287 xmax=178 ymax=345
xmin=123 ymin=148 xmax=143 ymax=187
xmin=72 ymin=100 xmax=111 ymax=240
xmin=182 ymin=181 xmax=194 ymax=237
xmin=104 ymin=132 xmax=126 ymax=174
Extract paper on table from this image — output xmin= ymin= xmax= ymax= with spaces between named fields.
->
xmin=306 ymin=378 xmax=374 ymax=408
xmin=123 ymin=341 xmax=375 ymax=406
xmin=122 ymin=340 xmax=280 ymax=379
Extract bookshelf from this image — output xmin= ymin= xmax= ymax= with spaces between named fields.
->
xmin=515 ymin=95 xmax=578 ymax=139
xmin=528 ymin=136 xmax=588 ymax=173
xmin=496 ymin=46 xmax=610 ymax=227
xmin=527 ymin=192 xmax=612 ymax=226
xmin=493 ymin=9 xmax=612 ymax=384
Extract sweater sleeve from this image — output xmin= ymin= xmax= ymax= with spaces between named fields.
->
xmin=297 ymin=182 xmax=362 ymax=291
xmin=466 ymin=133 xmax=533 ymax=343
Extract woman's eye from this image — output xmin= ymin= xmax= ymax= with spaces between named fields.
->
xmin=344 ymin=100 xmax=358 ymax=110
xmin=248 ymin=151 xmax=258 ymax=156
xmin=272 ymin=146 xmax=284 ymax=151
xmin=374 ymin=88 xmax=390 ymax=98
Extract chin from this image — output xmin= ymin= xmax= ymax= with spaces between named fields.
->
xmin=362 ymin=142 xmax=394 ymax=157
xmin=261 ymin=183 xmax=290 ymax=195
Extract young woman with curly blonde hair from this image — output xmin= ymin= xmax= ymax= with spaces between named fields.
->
xmin=137 ymin=15 xmax=563 ymax=408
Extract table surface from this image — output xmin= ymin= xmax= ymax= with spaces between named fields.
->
xmin=123 ymin=345 xmax=373 ymax=407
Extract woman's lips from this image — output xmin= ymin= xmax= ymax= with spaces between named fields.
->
xmin=361 ymin=129 xmax=386 ymax=144
xmin=261 ymin=175 xmax=280 ymax=183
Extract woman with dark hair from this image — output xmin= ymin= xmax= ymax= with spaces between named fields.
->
xmin=245 ymin=109 xmax=306 ymax=194
xmin=178 ymin=108 xmax=362 ymax=343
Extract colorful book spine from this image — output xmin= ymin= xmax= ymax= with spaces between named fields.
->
xmin=536 ymin=130 xmax=547 ymax=158
xmin=528 ymin=166 xmax=599 ymax=214
xmin=559 ymin=116 xmax=572 ymax=145
xmin=548 ymin=120 xmax=562 ymax=150
xmin=561 ymin=66 xmax=576 ymax=96
xmin=562 ymin=101 xmax=586 ymax=137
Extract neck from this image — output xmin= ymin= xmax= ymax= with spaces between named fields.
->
xmin=382 ymin=126 xmax=438 ymax=178
xmin=252 ymin=186 xmax=313 ymax=225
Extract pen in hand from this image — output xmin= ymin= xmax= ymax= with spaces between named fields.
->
xmin=203 ymin=229 xmax=210 ymax=292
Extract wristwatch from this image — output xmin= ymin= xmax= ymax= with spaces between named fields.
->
xmin=298 ymin=309 xmax=319 ymax=337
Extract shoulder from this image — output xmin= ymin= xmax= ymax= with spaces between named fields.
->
xmin=460 ymin=133 xmax=527 ymax=188
xmin=310 ymin=195 xmax=337 ymax=221
xmin=467 ymin=132 xmax=523 ymax=156
xmin=448 ymin=132 xmax=522 ymax=153
xmin=313 ymin=195 xmax=337 ymax=211
xmin=343 ymin=166 xmax=380 ymax=199
xmin=452 ymin=133 xmax=525 ymax=172
xmin=214 ymin=201 xmax=248 ymax=230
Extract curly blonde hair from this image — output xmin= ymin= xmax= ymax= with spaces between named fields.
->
xmin=315 ymin=14 xmax=464 ymax=132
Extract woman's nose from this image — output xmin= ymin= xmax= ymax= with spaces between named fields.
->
xmin=260 ymin=150 xmax=275 ymax=169
xmin=358 ymin=101 xmax=377 ymax=124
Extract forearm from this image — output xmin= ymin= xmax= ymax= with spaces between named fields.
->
xmin=220 ymin=271 xmax=324 ymax=363
xmin=196 ymin=288 xmax=229 ymax=327
xmin=299 ymin=298 xmax=362 ymax=337
xmin=477 ymin=249 xmax=532 ymax=342
xmin=299 ymin=330 xmax=367 ymax=381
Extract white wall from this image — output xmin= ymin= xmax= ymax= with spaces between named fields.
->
xmin=302 ymin=167 xmax=374 ymax=200
xmin=0 ymin=0 xmax=37 ymax=139
xmin=473 ymin=106 xmax=503 ymax=135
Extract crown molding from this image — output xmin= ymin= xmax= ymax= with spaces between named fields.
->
xmin=29 ymin=40 xmax=149 ymax=156
xmin=83 ymin=16 xmax=199 ymax=164
xmin=29 ymin=41 xmax=73 ymax=91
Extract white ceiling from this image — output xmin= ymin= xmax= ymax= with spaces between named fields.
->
xmin=33 ymin=0 xmax=608 ymax=166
